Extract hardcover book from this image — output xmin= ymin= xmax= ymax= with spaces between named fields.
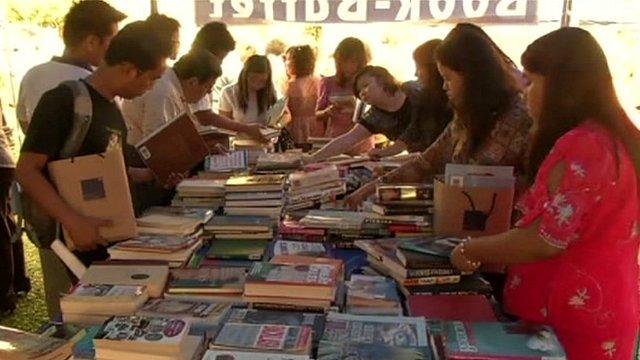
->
xmin=80 ymin=264 xmax=169 ymax=298
xmin=321 ymin=313 xmax=429 ymax=347
xmin=136 ymin=298 xmax=230 ymax=325
xmin=226 ymin=308 xmax=325 ymax=345
xmin=167 ymin=267 xmax=245 ymax=294
xmin=61 ymin=284 xmax=148 ymax=316
xmin=245 ymin=262 xmax=338 ymax=300
xmin=206 ymin=239 xmax=268 ymax=260
xmin=212 ymin=323 xmax=312 ymax=355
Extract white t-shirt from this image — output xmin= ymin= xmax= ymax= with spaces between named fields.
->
xmin=16 ymin=60 xmax=91 ymax=132
xmin=219 ymin=83 xmax=267 ymax=126
xmin=122 ymin=68 xmax=200 ymax=144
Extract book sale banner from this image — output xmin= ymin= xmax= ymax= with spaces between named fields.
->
xmin=195 ymin=0 xmax=538 ymax=25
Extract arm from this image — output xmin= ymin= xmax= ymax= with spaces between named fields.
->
xmin=219 ymin=110 xmax=233 ymax=119
xmin=16 ymin=79 xmax=30 ymax=133
xmin=367 ymin=140 xmax=408 ymax=159
xmin=16 ymin=153 xmax=110 ymax=250
xmin=193 ymin=110 xmax=266 ymax=142
xmin=305 ymin=124 xmax=372 ymax=163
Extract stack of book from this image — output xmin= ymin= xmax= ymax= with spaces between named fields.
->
xmin=345 ymin=275 xmax=402 ymax=316
xmin=361 ymin=215 xmax=431 ymax=239
xmin=224 ymin=174 xmax=287 ymax=219
xmin=80 ymin=263 xmax=170 ymax=298
xmin=205 ymin=238 xmax=269 ymax=263
xmin=318 ymin=313 xmax=432 ymax=359
xmin=255 ymin=152 xmax=303 ymax=173
xmin=136 ymin=298 xmax=231 ymax=329
xmin=204 ymin=215 xmax=274 ymax=240
xmin=278 ymin=219 xmax=327 ymax=242
xmin=232 ymin=139 xmax=270 ymax=166
xmin=60 ymin=284 xmax=149 ymax=325
xmin=185 ymin=242 xmax=258 ymax=270
xmin=307 ymin=137 xmax=331 ymax=152
xmin=93 ymin=316 xmax=204 ymax=360
xmin=0 ymin=325 xmax=77 ymax=360
xmin=172 ymin=178 xmax=226 ymax=208
xmin=136 ymin=207 xmax=213 ymax=236
xmin=107 ymin=234 xmax=202 ymax=268
xmin=298 ymin=210 xmax=392 ymax=243
xmin=243 ymin=255 xmax=343 ymax=311
xmin=164 ymin=267 xmax=246 ymax=302
xmin=356 ymin=237 xmax=492 ymax=298
xmin=369 ymin=183 xmax=434 ymax=217
xmin=270 ymin=240 xmax=327 ymax=258
xmin=286 ymin=165 xmax=346 ymax=211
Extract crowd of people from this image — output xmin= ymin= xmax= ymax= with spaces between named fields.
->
xmin=0 ymin=1 xmax=639 ymax=358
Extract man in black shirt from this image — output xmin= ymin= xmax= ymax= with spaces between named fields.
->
xmin=17 ymin=21 xmax=167 ymax=262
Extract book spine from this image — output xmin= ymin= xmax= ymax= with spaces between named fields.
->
xmin=403 ymin=275 xmax=461 ymax=286
xmin=406 ymin=268 xmax=463 ymax=277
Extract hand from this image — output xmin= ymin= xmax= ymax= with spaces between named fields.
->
xmin=164 ymin=172 xmax=186 ymax=189
xmin=244 ymin=123 xmax=268 ymax=143
xmin=211 ymin=143 xmax=229 ymax=155
xmin=344 ymin=182 xmax=376 ymax=210
xmin=367 ymin=148 xmax=386 ymax=160
xmin=450 ymin=244 xmax=481 ymax=272
xmin=63 ymin=214 xmax=112 ymax=251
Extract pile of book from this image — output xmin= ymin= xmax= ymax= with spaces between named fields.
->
xmin=204 ymin=215 xmax=274 ymax=240
xmin=136 ymin=206 xmax=213 ymax=236
xmin=243 ymin=255 xmax=343 ymax=312
xmin=368 ymin=182 xmax=434 ymax=217
xmin=172 ymin=179 xmax=226 ymax=208
xmin=224 ymin=174 xmax=286 ymax=219
xmin=345 ymin=275 xmax=402 ymax=315
xmin=107 ymin=234 xmax=203 ymax=267
xmin=232 ymin=139 xmax=269 ymax=166
xmin=286 ymin=165 xmax=346 ymax=211
xmin=0 ymin=325 xmax=79 ymax=360
xmin=255 ymin=152 xmax=303 ymax=173
xmin=164 ymin=267 xmax=246 ymax=303
xmin=356 ymin=237 xmax=492 ymax=298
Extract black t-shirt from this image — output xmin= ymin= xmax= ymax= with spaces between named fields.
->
xmin=358 ymin=97 xmax=413 ymax=141
xmin=22 ymin=79 xmax=128 ymax=159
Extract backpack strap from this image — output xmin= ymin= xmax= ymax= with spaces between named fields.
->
xmin=59 ymin=80 xmax=93 ymax=159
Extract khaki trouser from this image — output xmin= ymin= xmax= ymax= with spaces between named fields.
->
xmin=38 ymin=247 xmax=74 ymax=319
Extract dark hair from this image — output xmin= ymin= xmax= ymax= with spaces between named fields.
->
xmin=265 ymin=39 xmax=287 ymax=57
xmin=522 ymin=27 xmax=640 ymax=181
xmin=285 ymin=45 xmax=315 ymax=77
xmin=62 ymin=0 xmax=126 ymax=47
xmin=436 ymin=23 xmax=520 ymax=154
xmin=192 ymin=22 xmax=236 ymax=58
xmin=352 ymin=65 xmax=400 ymax=99
xmin=237 ymin=55 xmax=276 ymax=115
xmin=146 ymin=14 xmax=180 ymax=58
xmin=334 ymin=37 xmax=370 ymax=87
xmin=104 ymin=21 xmax=166 ymax=72
xmin=173 ymin=49 xmax=221 ymax=83
xmin=413 ymin=39 xmax=452 ymax=137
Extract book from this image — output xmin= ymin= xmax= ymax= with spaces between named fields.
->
xmin=47 ymin=148 xmax=137 ymax=250
xmin=205 ymin=215 xmax=274 ymax=232
xmin=398 ymin=236 xmax=464 ymax=259
xmin=211 ymin=323 xmax=312 ymax=355
xmin=108 ymin=239 xmax=202 ymax=267
xmin=94 ymin=316 xmax=190 ymax=357
xmin=398 ymin=274 xmax=493 ymax=297
xmin=225 ymin=198 xmax=284 ymax=207
xmin=142 ymin=206 xmax=214 ymax=224
xmin=439 ymin=321 xmax=566 ymax=359
xmin=321 ymin=313 xmax=429 ymax=347
xmin=289 ymin=165 xmax=340 ymax=189
xmin=256 ymin=153 xmax=303 ymax=171
xmin=376 ymin=183 xmax=433 ymax=202
xmin=205 ymin=150 xmax=249 ymax=172
xmin=269 ymin=255 xmax=344 ymax=278
xmin=346 ymin=275 xmax=401 ymax=309
xmin=167 ymin=267 xmax=245 ymax=295
xmin=61 ymin=284 xmax=148 ymax=319
xmin=72 ymin=326 xmax=102 ymax=360
xmin=95 ymin=334 xmax=204 ymax=360
xmin=317 ymin=342 xmax=433 ymax=360
xmin=225 ymin=174 xmax=287 ymax=192
xmin=226 ymin=192 xmax=284 ymax=201
xmin=80 ymin=264 xmax=169 ymax=298
xmin=408 ymin=295 xmax=497 ymax=322
xmin=0 ymin=325 xmax=74 ymax=360
xmin=265 ymin=97 xmax=288 ymax=127
xmin=206 ymin=239 xmax=268 ymax=260
xmin=136 ymin=298 xmax=230 ymax=326
xmin=136 ymin=113 xmax=210 ymax=184
xmin=109 ymin=234 xmax=198 ymax=253
xmin=226 ymin=308 xmax=325 ymax=345
xmin=272 ymin=240 xmax=326 ymax=257
xmin=203 ymin=349 xmax=310 ymax=360
xmin=245 ymin=262 xmax=339 ymax=301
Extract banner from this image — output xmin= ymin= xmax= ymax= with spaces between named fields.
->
xmin=195 ymin=0 xmax=538 ymax=25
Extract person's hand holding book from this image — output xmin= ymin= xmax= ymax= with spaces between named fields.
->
xmin=63 ymin=213 xmax=112 ymax=251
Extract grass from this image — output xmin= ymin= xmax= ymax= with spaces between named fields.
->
xmin=0 ymin=237 xmax=50 ymax=333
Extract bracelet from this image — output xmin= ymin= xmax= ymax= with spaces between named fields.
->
xmin=458 ymin=237 xmax=482 ymax=270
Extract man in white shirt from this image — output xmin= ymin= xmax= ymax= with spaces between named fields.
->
xmin=16 ymin=1 xmax=126 ymax=132
xmin=134 ymin=49 xmax=222 ymax=139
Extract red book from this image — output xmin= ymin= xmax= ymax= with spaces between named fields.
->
xmin=408 ymin=294 xmax=497 ymax=322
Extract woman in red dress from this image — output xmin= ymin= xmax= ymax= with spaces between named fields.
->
xmin=450 ymin=27 xmax=640 ymax=359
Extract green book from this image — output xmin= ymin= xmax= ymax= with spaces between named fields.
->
xmin=206 ymin=239 xmax=267 ymax=260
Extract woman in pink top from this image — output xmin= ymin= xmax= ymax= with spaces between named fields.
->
xmin=283 ymin=45 xmax=320 ymax=145
xmin=316 ymin=37 xmax=374 ymax=154
xmin=450 ymin=28 xmax=640 ymax=359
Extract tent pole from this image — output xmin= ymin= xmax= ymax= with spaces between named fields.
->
xmin=561 ymin=0 xmax=573 ymax=27
xmin=150 ymin=0 xmax=159 ymax=15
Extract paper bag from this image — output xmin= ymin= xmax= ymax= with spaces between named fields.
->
xmin=433 ymin=177 xmax=514 ymax=238
xmin=48 ymin=149 xmax=137 ymax=250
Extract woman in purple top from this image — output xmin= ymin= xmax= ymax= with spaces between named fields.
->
xmin=315 ymin=37 xmax=374 ymax=154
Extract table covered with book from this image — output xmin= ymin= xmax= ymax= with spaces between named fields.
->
xmin=1 ymin=146 xmax=568 ymax=360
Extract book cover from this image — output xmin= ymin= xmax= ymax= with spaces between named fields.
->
xmin=226 ymin=174 xmax=287 ymax=187
xmin=408 ymin=295 xmax=497 ymax=322
xmin=61 ymin=284 xmax=148 ymax=316
xmin=256 ymin=153 xmax=303 ymax=170
xmin=265 ymin=97 xmax=288 ymax=128
xmin=245 ymin=262 xmax=338 ymax=293
xmin=399 ymin=236 xmax=464 ymax=258
xmin=205 ymin=151 xmax=249 ymax=172
xmin=226 ymin=308 xmax=325 ymax=344
xmin=206 ymin=239 xmax=268 ymax=260
xmin=212 ymin=323 xmax=312 ymax=355
xmin=136 ymin=113 xmax=210 ymax=184
xmin=111 ymin=234 xmax=198 ymax=253
xmin=206 ymin=215 xmax=274 ymax=230
xmin=376 ymin=183 xmax=433 ymax=202
xmin=137 ymin=298 xmax=230 ymax=324
xmin=168 ymin=268 xmax=245 ymax=293
xmin=317 ymin=342 xmax=433 ymax=360
xmin=441 ymin=321 xmax=566 ymax=359
xmin=143 ymin=206 xmax=214 ymax=223
xmin=0 ymin=325 xmax=73 ymax=360
xmin=272 ymin=240 xmax=326 ymax=257
xmin=95 ymin=316 xmax=189 ymax=351
xmin=321 ymin=313 xmax=429 ymax=347
xmin=347 ymin=275 xmax=400 ymax=306
xmin=80 ymin=264 xmax=169 ymax=298
xmin=401 ymin=274 xmax=492 ymax=297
